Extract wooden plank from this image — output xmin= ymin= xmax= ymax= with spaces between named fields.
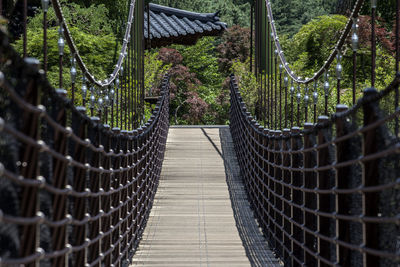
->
xmin=130 ymin=128 xmax=281 ymax=266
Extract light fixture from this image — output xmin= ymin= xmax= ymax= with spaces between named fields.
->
xmin=41 ymin=0 xmax=50 ymax=12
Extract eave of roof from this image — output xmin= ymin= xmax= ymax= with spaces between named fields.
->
xmin=144 ymin=3 xmax=227 ymax=48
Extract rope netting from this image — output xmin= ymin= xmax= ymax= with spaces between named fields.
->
xmin=0 ymin=25 xmax=170 ymax=265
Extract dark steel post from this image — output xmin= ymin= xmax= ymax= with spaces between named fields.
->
xmin=274 ymin=57 xmax=277 ymax=129
xmin=51 ymin=89 xmax=69 ymax=267
xmin=111 ymin=127 xmax=121 ymax=266
xmin=250 ymin=3 xmax=254 ymax=73
xmin=262 ymin=128 xmax=269 ymax=231
xmin=102 ymin=125 xmax=112 ymax=267
xmin=335 ymin=104 xmax=351 ymax=266
xmin=19 ymin=59 xmax=41 ymax=267
xmin=362 ymin=88 xmax=379 ymax=266
xmin=23 ymin=0 xmax=27 ymax=57
xmin=352 ymin=51 xmax=357 ymax=104
xmin=303 ymin=123 xmax=317 ymax=266
xmin=132 ymin=129 xmax=139 ymax=247
xmin=88 ymin=117 xmax=101 ymax=267
xmin=279 ymin=71 xmax=282 ymax=129
xmin=274 ymin=130 xmax=283 ymax=255
xmin=43 ymin=10 xmax=48 ymax=75
xmin=282 ymin=129 xmax=291 ymax=263
xmin=396 ymin=0 xmax=399 ymax=136
xmin=290 ymin=127 xmax=303 ymax=266
xmin=371 ymin=4 xmax=376 ymax=87
xmin=316 ymin=116 xmax=332 ymax=266
xmin=72 ymin=106 xmax=88 ymax=266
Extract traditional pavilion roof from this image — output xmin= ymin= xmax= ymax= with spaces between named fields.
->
xmin=144 ymin=3 xmax=227 ymax=48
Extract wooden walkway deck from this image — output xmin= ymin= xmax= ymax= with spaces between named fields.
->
xmin=131 ymin=127 xmax=280 ymax=266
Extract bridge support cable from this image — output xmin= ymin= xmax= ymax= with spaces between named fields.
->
xmin=253 ymin=0 xmax=374 ymax=129
xmin=0 ymin=29 xmax=170 ymax=265
xmin=11 ymin=0 xmax=147 ymax=130
xmin=230 ymin=74 xmax=400 ymax=266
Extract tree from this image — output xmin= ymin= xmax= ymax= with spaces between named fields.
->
xmin=157 ymin=47 xmax=208 ymax=124
xmin=271 ymin=0 xmax=335 ymax=36
xmin=217 ymin=25 xmax=251 ymax=75
xmin=13 ymin=1 xmax=119 ymax=103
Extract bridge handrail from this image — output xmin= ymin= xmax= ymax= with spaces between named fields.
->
xmin=0 ymin=28 xmax=170 ymax=266
xmin=229 ymin=74 xmax=400 ymax=266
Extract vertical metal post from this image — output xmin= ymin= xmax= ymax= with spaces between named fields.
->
xmin=284 ymin=79 xmax=288 ymax=129
xmin=335 ymin=104 xmax=351 ymax=266
xmin=371 ymin=3 xmax=376 ymax=87
xmin=303 ymin=123 xmax=316 ymax=266
xmin=72 ymin=106 xmax=88 ymax=267
xmin=23 ymin=0 xmax=27 ymax=57
xmin=316 ymin=116 xmax=331 ymax=266
xmin=279 ymin=70 xmax=282 ymax=129
xmin=266 ymin=20 xmax=270 ymax=127
xmin=120 ymin=130 xmax=128 ymax=261
xmin=352 ymin=51 xmax=357 ymax=104
xmin=396 ymin=0 xmax=399 ymax=136
xmin=19 ymin=58 xmax=41 ymax=267
xmin=131 ymin=129 xmax=138 ymax=245
xmin=290 ymin=94 xmax=294 ymax=128
xmin=290 ymin=127 xmax=303 ymax=265
xmin=141 ymin=0 xmax=145 ymax=124
xmin=43 ymin=10 xmax=48 ymax=75
xmin=134 ymin=2 xmax=138 ymax=128
xmin=274 ymin=130 xmax=283 ymax=255
xmin=111 ymin=127 xmax=121 ymax=266
xmin=361 ymin=88 xmax=379 ymax=266
xmin=102 ymin=126 xmax=112 ymax=267
xmin=250 ymin=3 xmax=254 ymax=73
xmin=51 ymin=89 xmax=69 ymax=267
xmin=282 ymin=129 xmax=291 ymax=263
xmin=88 ymin=117 xmax=101 ymax=267
xmin=262 ymin=128 xmax=269 ymax=231
xmin=274 ymin=57 xmax=277 ymax=129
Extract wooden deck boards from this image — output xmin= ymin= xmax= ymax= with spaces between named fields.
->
xmin=130 ymin=127 xmax=280 ymax=266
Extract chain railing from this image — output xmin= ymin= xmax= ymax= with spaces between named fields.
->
xmin=230 ymin=73 xmax=400 ymax=266
xmin=0 ymin=28 xmax=170 ymax=266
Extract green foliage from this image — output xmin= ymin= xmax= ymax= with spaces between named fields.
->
xmin=14 ymin=26 xmax=118 ymax=94
xmin=175 ymin=37 xmax=222 ymax=94
xmin=145 ymin=50 xmax=171 ymax=96
xmin=359 ymin=0 xmax=396 ymax=27
xmin=150 ymin=37 xmax=229 ymax=125
xmin=69 ymin=0 xmax=128 ymax=23
xmin=173 ymin=37 xmax=227 ymax=124
xmin=217 ymin=25 xmax=251 ymax=76
xmin=271 ymin=15 xmax=395 ymax=123
xmin=230 ymin=58 xmax=258 ymax=115
xmin=283 ymin=15 xmax=347 ymax=72
xmin=13 ymin=2 xmax=119 ymax=106
xmin=29 ymin=1 xmax=115 ymax=36
xmin=271 ymin=0 xmax=337 ymax=36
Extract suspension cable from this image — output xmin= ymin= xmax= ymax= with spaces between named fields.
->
xmin=51 ymin=0 xmax=136 ymax=88
xmin=265 ymin=0 xmax=365 ymax=85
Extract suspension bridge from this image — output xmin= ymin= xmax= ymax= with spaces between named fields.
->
xmin=0 ymin=0 xmax=399 ymax=266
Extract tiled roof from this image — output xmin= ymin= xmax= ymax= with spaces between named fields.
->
xmin=144 ymin=3 xmax=227 ymax=48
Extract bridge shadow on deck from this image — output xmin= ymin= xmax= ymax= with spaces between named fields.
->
xmin=200 ymin=127 xmax=281 ymax=266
